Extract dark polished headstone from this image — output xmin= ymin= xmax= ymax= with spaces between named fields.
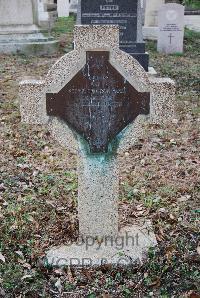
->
xmin=77 ymin=0 xmax=149 ymax=71
xmin=47 ymin=51 xmax=150 ymax=153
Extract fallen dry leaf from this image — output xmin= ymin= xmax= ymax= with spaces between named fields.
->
xmin=55 ymin=278 xmax=62 ymax=293
xmin=22 ymin=263 xmax=32 ymax=269
xmin=54 ymin=269 xmax=64 ymax=276
xmin=149 ymin=277 xmax=161 ymax=288
xmin=0 ymin=253 xmax=5 ymax=263
xmin=102 ymin=294 xmax=112 ymax=298
xmin=67 ymin=266 xmax=74 ymax=283
xmin=185 ymin=291 xmax=200 ymax=298
xmin=21 ymin=275 xmax=33 ymax=281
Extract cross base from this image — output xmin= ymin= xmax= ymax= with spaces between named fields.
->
xmin=46 ymin=222 xmax=157 ymax=267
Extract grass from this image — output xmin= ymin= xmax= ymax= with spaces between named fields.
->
xmin=51 ymin=15 xmax=76 ymax=53
xmin=0 ymin=18 xmax=199 ymax=297
xmin=51 ymin=15 xmax=76 ymax=36
xmin=184 ymin=0 xmax=200 ymax=9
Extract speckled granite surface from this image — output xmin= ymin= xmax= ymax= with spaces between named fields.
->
xmin=19 ymin=25 xmax=175 ymax=266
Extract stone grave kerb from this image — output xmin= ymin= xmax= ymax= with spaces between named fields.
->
xmin=19 ymin=25 xmax=175 ymax=266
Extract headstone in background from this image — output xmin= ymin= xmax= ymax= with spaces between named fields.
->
xmin=145 ymin=0 xmax=165 ymax=27
xmin=57 ymin=0 xmax=70 ymax=17
xmin=0 ymin=0 xmax=34 ymax=25
xmin=0 ymin=0 xmax=58 ymax=55
xmin=143 ymin=0 xmax=165 ymax=40
xmin=184 ymin=9 xmax=200 ymax=32
xmin=39 ymin=0 xmax=58 ymax=25
xmin=69 ymin=0 xmax=78 ymax=14
xmin=37 ymin=0 xmax=57 ymax=28
xmin=157 ymin=3 xmax=185 ymax=54
xmin=77 ymin=0 xmax=149 ymax=71
xmin=37 ymin=0 xmax=50 ymax=27
xmin=19 ymin=25 xmax=175 ymax=266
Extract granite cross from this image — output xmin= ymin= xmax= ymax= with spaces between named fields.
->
xmin=46 ymin=51 xmax=150 ymax=154
xmin=19 ymin=25 xmax=175 ymax=266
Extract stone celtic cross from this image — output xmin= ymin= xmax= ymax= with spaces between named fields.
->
xmin=46 ymin=51 xmax=150 ymax=153
xmin=20 ymin=25 xmax=175 ymax=266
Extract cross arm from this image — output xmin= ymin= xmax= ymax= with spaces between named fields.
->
xmin=19 ymin=79 xmax=79 ymax=155
xmin=19 ymin=79 xmax=48 ymax=125
xmin=117 ymin=77 xmax=175 ymax=154
xmin=150 ymin=78 xmax=175 ymax=124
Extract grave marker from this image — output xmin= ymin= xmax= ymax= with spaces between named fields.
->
xmin=157 ymin=3 xmax=185 ymax=54
xmin=0 ymin=0 xmax=58 ymax=55
xmin=19 ymin=25 xmax=175 ymax=266
xmin=143 ymin=0 xmax=165 ymax=40
xmin=57 ymin=0 xmax=70 ymax=17
xmin=69 ymin=0 xmax=78 ymax=14
xmin=144 ymin=0 xmax=165 ymax=27
xmin=77 ymin=0 xmax=149 ymax=71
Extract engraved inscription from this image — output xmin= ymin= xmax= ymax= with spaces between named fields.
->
xmin=100 ymin=5 xmax=119 ymax=10
xmin=46 ymin=52 xmax=150 ymax=153
xmin=161 ymin=23 xmax=182 ymax=32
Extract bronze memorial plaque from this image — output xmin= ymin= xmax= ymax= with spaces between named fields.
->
xmin=46 ymin=51 xmax=150 ymax=153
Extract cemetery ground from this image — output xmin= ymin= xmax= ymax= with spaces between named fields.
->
xmin=0 ymin=16 xmax=199 ymax=298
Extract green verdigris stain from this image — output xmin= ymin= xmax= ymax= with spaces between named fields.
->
xmin=77 ymin=134 xmax=119 ymax=160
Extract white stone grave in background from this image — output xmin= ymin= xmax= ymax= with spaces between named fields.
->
xmin=157 ymin=3 xmax=185 ymax=54
xmin=143 ymin=0 xmax=165 ymax=40
xmin=185 ymin=14 xmax=200 ymax=32
xmin=37 ymin=0 xmax=50 ymax=26
xmin=0 ymin=0 xmax=58 ymax=55
xmin=57 ymin=0 xmax=70 ymax=17
xmin=37 ymin=0 xmax=57 ymax=28
xmin=69 ymin=0 xmax=78 ymax=14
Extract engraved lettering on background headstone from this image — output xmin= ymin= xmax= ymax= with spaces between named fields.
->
xmin=100 ymin=5 xmax=119 ymax=11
